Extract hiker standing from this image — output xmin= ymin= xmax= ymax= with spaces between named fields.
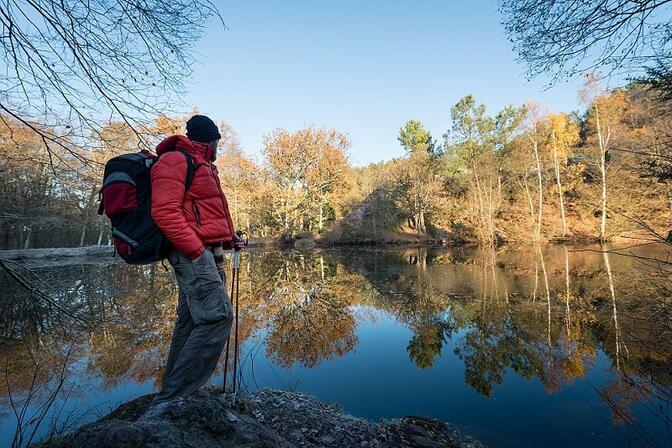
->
xmin=150 ymin=115 xmax=243 ymax=404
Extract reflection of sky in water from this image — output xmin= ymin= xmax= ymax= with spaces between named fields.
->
xmin=233 ymin=310 xmax=623 ymax=448
xmin=1 ymin=245 xmax=670 ymax=448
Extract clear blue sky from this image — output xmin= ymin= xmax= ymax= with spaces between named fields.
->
xmin=184 ymin=0 xmax=586 ymax=166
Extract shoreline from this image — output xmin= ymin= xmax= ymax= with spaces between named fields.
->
xmin=0 ymin=230 xmax=662 ymax=262
xmin=37 ymin=389 xmax=485 ymax=448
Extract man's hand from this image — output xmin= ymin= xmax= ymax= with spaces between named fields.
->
xmin=233 ymin=233 xmax=246 ymax=250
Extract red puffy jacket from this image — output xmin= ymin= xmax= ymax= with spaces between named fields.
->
xmin=151 ymin=135 xmax=235 ymax=259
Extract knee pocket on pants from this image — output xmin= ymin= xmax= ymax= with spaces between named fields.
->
xmin=188 ymin=285 xmax=232 ymax=325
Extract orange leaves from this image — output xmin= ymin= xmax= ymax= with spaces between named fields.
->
xmin=261 ymin=127 xmax=350 ymax=235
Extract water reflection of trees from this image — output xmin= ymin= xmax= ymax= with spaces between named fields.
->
xmin=248 ymin=252 xmax=358 ymax=368
xmin=342 ymin=245 xmax=671 ymax=444
xmin=1 ymin=251 xmax=364 ymax=399
xmin=1 ymin=245 xmax=671 ymax=445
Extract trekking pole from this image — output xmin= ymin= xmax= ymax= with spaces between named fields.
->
xmin=219 ymin=243 xmax=233 ymax=394
xmin=231 ymin=247 xmax=241 ymax=401
xmin=231 ymin=231 xmax=248 ymax=404
xmin=222 ymin=231 xmax=247 ymax=399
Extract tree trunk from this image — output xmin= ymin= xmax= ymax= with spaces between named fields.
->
xmin=23 ymin=226 xmax=31 ymax=249
xmin=600 ymin=150 xmax=608 ymax=242
xmin=486 ymin=179 xmax=495 ymax=244
xmin=595 ymin=106 xmax=608 ymax=243
xmin=531 ymin=135 xmax=543 ymax=242
xmin=320 ymin=254 xmax=325 ymax=280
xmin=602 ymin=249 xmax=624 ymax=371
xmin=533 ymin=254 xmax=539 ymax=303
xmin=79 ymin=225 xmax=87 ymax=246
xmin=564 ymin=245 xmax=571 ymax=335
xmin=80 ymin=186 xmax=97 ymax=246
xmin=537 ymin=245 xmax=551 ymax=347
xmin=97 ymin=217 xmax=105 ymax=245
xmin=283 ymin=196 xmax=289 ymax=230
xmin=520 ymin=175 xmax=536 ymax=237
xmin=408 ymin=216 xmax=417 ymax=229
xmin=414 ymin=195 xmax=420 ymax=235
xmin=472 ymin=166 xmax=487 ymax=244
xmin=552 ymin=132 xmax=568 ymax=237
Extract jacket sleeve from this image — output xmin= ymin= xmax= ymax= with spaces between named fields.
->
xmin=151 ymin=152 xmax=205 ymax=259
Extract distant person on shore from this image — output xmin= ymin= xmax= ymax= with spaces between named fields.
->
xmin=150 ymin=115 xmax=244 ymax=405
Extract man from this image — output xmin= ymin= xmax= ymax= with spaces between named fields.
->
xmin=150 ymin=115 xmax=243 ymax=404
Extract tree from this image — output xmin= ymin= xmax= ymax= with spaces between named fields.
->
xmin=0 ymin=116 xmax=73 ymax=248
xmin=0 ymin=1 xmax=222 ymax=159
xmin=216 ymin=128 xmax=266 ymax=234
xmin=407 ymin=325 xmax=446 ymax=369
xmin=306 ymin=143 xmax=350 ymax=231
xmin=581 ymin=77 xmax=629 ymax=242
xmin=524 ymin=103 xmax=546 ymax=242
xmin=261 ymin=128 xmax=349 ymax=237
xmin=444 ymin=96 xmax=523 ymax=244
xmin=499 ymin=0 xmax=672 ymax=89
xmin=547 ymin=113 xmax=580 ymax=237
xmin=398 ymin=120 xmax=438 ymax=155
xmin=444 ymin=95 xmax=495 ymax=243
xmin=397 ymin=120 xmax=442 ymax=234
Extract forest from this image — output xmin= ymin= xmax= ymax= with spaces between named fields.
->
xmin=2 ymin=1 xmax=672 ymax=447
xmin=1 ymin=78 xmax=670 ymax=249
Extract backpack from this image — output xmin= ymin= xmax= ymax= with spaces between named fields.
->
xmin=98 ymin=149 xmax=195 ymax=264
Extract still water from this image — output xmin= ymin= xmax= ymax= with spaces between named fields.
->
xmin=1 ymin=244 xmax=671 ymax=447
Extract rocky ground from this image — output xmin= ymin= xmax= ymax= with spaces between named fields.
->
xmin=38 ymin=389 xmax=485 ymax=448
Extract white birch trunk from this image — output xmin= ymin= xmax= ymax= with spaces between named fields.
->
xmin=531 ymin=135 xmax=544 ymax=242
xmin=595 ymin=106 xmax=609 ymax=242
xmin=552 ymin=132 xmax=568 ymax=237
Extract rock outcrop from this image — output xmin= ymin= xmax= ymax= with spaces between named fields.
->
xmin=38 ymin=389 xmax=484 ymax=448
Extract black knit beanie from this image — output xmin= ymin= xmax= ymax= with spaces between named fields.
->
xmin=186 ymin=115 xmax=221 ymax=142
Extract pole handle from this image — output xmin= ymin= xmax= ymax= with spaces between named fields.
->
xmin=235 ymin=230 xmax=249 ymax=249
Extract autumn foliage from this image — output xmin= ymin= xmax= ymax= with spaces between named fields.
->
xmin=1 ymin=81 xmax=672 ymax=249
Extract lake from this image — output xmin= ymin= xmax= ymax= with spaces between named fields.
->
xmin=1 ymin=244 xmax=671 ymax=447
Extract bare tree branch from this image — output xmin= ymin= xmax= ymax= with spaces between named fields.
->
xmin=0 ymin=0 xmax=225 ymax=159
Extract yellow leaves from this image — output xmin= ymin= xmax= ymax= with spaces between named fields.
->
xmin=547 ymin=113 xmax=579 ymax=160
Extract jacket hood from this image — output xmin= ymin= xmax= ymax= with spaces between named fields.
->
xmin=155 ymin=135 xmax=213 ymax=162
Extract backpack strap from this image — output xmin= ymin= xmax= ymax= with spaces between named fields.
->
xmin=177 ymin=149 xmax=196 ymax=193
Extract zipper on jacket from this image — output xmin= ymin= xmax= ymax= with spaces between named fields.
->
xmin=191 ymin=201 xmax=202 ymax=227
